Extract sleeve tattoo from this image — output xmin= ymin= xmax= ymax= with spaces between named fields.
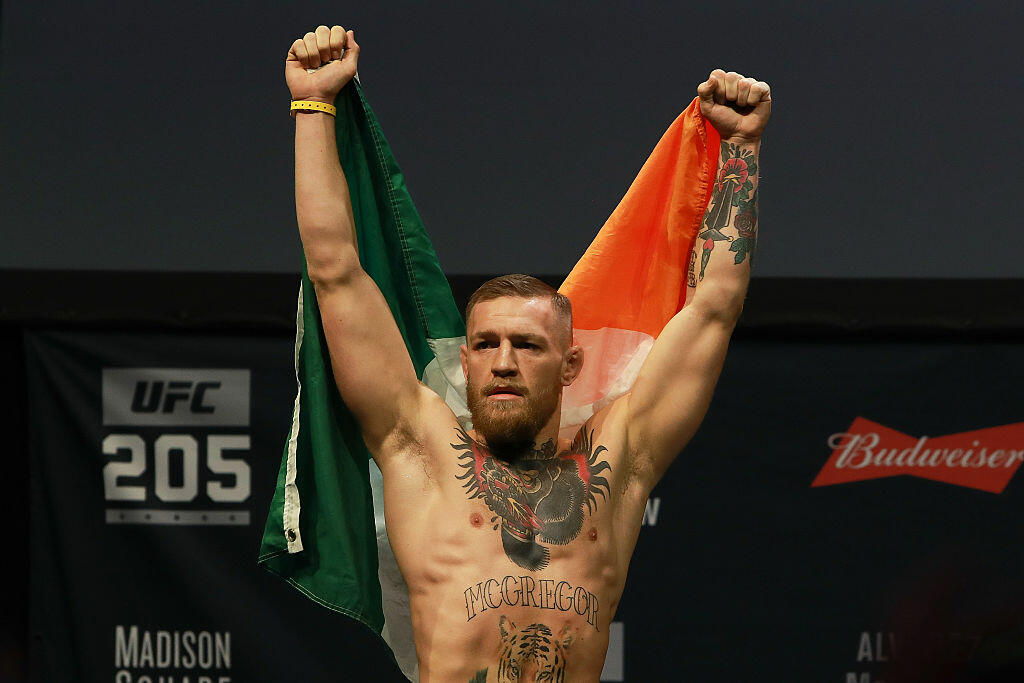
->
xmin=688 ymin=140 xmax=760 ymax=287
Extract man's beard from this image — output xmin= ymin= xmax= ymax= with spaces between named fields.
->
xmin=466 ymin=376 xmax=559 ymax=453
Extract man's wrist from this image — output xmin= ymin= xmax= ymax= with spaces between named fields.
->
xmin=290 ymin=94 xmax=339 ymax=119
xmin=291 ymin=94 xmax=337 ymax=105
xmin=721 ymin=135 xmax=761 ymax=148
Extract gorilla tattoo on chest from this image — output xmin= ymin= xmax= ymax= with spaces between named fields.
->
xmin=453 ymin=424 xmax=611 ymax=570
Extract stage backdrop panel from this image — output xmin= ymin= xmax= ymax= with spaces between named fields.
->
xmin=623 ymin=337 xmax=1024 ymax=682
xmin=26 ymin=329 xmax=407 ymax=682
xmin=27 ymin=328 xmax=1024 ymax=682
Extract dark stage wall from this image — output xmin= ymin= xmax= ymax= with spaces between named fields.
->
xmin=5 ymin=273 xmax=1023 ymax=682
xmin=1 ymin=2 xmax=1022 ymax=278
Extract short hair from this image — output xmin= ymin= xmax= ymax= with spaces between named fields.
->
xmin=466 ymin=274 xmax=573 ymax=343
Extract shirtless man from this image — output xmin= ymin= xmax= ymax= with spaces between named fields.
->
xmin=286 ymin=24 xmax=770 ymax=682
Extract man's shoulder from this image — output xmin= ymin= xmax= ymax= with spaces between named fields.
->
xmin=380 ymin=382 xmax=461 ymax=457
xmin=573 ymin=394 xmax=630 ymax=445
xmin=562 ymin=398 xmax=633 ymax=477
xmin=568 ymin=394 xmax=653 ymax=500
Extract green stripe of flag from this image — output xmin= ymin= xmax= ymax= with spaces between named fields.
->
xmin=258 ymin=78 xmax=464 ymax=666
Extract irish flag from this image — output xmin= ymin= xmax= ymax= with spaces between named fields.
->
xmin=559 ymin=98 xmax=720 ymax=438
xmin=259 ymin=79 xmax=718 ymax=681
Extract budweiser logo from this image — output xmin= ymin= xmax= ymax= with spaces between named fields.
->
xmin=813 ymin=417 xmax=1024 ymax=493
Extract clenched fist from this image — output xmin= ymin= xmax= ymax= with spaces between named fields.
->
xmin=697 ymin=69 xmax=771 ymax=143
xmin=285 ymin=25 xmax=360 ymax=103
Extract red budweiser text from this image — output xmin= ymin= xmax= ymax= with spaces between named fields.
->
xmin=812 ymin=417 xmax=1024 ymax=493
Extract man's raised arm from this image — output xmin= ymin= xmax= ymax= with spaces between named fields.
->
xmin=287 ymin=25 xmax=431 ymax=458
xmin=626 ymin=69 xmax=771 ymax=491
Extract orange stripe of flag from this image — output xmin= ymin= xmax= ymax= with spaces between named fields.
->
xmin=559 ymin=97 xmax=719 ymax=339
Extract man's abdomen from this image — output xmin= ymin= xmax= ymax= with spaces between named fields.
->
xmin=392 ymin=496 xmax=626 ymax=682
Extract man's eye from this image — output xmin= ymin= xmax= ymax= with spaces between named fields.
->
xmin=475 ymin=341 xmax=495 ymax=349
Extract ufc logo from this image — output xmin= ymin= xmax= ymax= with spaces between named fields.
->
xmin=131 ymin=380 xmax=221 ymax=414
xmin=103 ymin=368 xmax=249 ymax=427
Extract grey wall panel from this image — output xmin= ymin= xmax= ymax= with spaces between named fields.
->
xmin=2 ymin=2 xmax=1021 ymax=277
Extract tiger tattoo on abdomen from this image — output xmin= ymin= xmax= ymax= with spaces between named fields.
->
xmin=470 ymin=615 xmax=574 ymax=682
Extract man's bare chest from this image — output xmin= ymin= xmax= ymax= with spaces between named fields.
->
xmin=381 ymin=417 xmax=636 ymax=574
xmin=447 ymin=424 xmax=616 ymax=572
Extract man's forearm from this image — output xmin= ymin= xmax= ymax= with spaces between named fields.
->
xmin=684 ymin=137 xmax=760 ymax=316
xmin=294 ymin=110 xmax=359 ymax=280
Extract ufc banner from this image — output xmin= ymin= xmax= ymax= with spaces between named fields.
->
xmin=28 ymin=329 xmax=1024 ymax=681
xmin=25 ymin=330 xmax=402 ymax=682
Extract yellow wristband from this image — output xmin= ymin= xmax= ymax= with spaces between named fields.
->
xmin=290 ymin=100 xmax=337 ymax=118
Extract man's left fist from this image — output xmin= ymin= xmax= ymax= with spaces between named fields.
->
xmin=697 ymin=69 xmax=771 ymax=143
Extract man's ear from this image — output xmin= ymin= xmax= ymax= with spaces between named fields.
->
xmin=561 ymin=342 xmax=584 ymax=386
xmin=460 ymin=343 xmax=468 ymax=381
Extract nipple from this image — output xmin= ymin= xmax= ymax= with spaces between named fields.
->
xmin=588 ymin=527 xmax=598 ymax=541
xmin=470 ymin=512 xmax=483 ymax=528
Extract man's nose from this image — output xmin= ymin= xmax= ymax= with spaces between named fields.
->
xmin=491 ymin=340 xmax=518 ymax=376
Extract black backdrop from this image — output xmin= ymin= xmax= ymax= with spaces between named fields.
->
xmin=5 ymin=272 xmax=1024 ymax=682
xmin=2 ymin=2 xmax=1022 ymax=277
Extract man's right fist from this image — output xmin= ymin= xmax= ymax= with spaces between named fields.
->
xmin=285 ymin=25 xmax=360 ymax=103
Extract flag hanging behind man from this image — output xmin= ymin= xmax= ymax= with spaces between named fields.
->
xmin=559 ymin=98 xmax=720 ymax=437
xmin=258 ymin=78 xmax=466 ymax=680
